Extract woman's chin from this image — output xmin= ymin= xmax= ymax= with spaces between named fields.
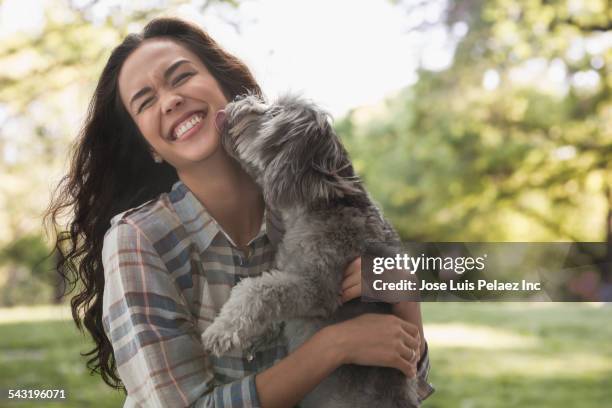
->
xmin=176 ymin=141 xmax=223 ymax=166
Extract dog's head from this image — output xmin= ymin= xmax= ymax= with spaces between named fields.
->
xmin=219 ymin=92 xmax=362 ymax=209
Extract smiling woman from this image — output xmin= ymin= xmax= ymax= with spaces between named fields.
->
xmin=117 ymin=41 xmax=228 ymax=166
xmin=44 ymin=17 xmax=432 ymax=408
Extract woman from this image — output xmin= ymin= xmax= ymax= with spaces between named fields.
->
xmin=46 ymin=17 xmax=433 ymax=407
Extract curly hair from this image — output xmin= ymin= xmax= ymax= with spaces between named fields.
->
xmin=44 ymin=17 xmax=262 ymax=389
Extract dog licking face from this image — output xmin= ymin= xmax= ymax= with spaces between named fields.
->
xmin=205 ymin=92 xmax=422 ymax=408
xmin=219 ymin=92 xmax=363 ymax=210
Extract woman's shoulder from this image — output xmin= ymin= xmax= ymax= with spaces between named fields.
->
xmin=104 ymin=191 xmax=179 ymax=245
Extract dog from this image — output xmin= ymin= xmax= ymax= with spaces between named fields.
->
xmin=201 ymin=92 xmax=420 ymax=408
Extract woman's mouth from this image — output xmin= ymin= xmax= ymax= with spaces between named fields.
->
xmin=170 ymin=110 xmax=207 ymax=142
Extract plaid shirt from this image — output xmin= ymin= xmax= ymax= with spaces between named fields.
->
xmin=102 ymin=180 xmax=433 ymax=407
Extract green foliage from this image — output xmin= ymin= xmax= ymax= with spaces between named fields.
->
xmin=0 ymin=234 xmax=56 ymax=306
xmin=0 ymin=0 xmax=610 ymax=304
xmin=0 ymin=234 xmax=54 ymax=276
xmin=340 ymin=0 xmax=611 ymax=242
xmin=0 ymin=0 xmax=240 ymax=306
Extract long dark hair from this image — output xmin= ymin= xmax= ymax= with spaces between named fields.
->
xmin=44 ymin=17 xmax=262 ymax=389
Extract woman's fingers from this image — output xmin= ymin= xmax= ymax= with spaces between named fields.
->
xmin=400 ymin=320 xmax=420 ymax=339
xmin=398 ymin=330 xmax=420 ymax=352
xmin=395 ymin=350 xmax=417 ymax=378
xmin=403 ymin=324 xmax=421 ymax=358
xmin=394 ymin=339 xmax=418 ymax=377
xmin=398 ymin=341 xmax=419 ymax=364
xmin=339 ymin=257 xmax=362 ymax=303
xmin=332 ymin=313 xmax=420 ymax=378
xmin=391 ymin=316 xmax=420 ymax=363
xmin=341 ymin=272 xmax=360 ymax=291
xmin=340 ymin=284 xmax=361 ymax=303
xmin=387 ymin=316 xmax=419 ymax=353
xmin=342 ymin=257 xmax=361 ymax=279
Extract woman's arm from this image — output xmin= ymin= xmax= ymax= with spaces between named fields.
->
xmin=392 ymin=301 xmax=425 ymax=358
xmin=254 ymin=325 xmax=340 ymax=408
xmin=340 ymin=258 xmax=426 ymax=356
xmin=256 ymin=257 xmax=425 ymax=408
xmin=103 ymin=221 xmax=268 ymax=407
xmin=256 ymin=313 xmax=420 ymax=408
xmin=392 ymin=300 xmax=435 ymax=400
xmin=340 ymin=257 xmax=435 ymax=403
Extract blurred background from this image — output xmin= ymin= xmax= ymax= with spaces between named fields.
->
xmin=0 ymin=0 xmax=610 ymax=407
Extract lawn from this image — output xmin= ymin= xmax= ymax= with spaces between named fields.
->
xmin=422 ymin=302 xmax=612 ymax=408
xmin=0 ymin=306 xmax=124 ymax=407
xmin=0 ymin=303 xmax=610 ymax=407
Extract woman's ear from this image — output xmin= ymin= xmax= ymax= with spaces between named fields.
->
xmin=215 ymin=109 xmax=226 ymax=134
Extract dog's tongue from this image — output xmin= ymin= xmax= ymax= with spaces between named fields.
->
xmin=214 ymin=109 xmax=226 ymax=133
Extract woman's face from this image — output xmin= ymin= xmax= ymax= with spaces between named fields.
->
xmin=118 ymin=39 xmax=229 ymax=168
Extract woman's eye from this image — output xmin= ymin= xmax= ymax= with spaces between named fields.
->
xmin=135 ymin=72 xmax=195 ymax=114
xmin=172 ymin=72 xmax=195 ymax=86
xmin=138 ymin=97 xmax=155 ymax=113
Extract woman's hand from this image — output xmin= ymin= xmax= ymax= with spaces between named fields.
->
xmin=325 ymin=313 xmax=421 ymax=378
xmin=339 ymin=257 xmax=362 ymax=304
xmin=336 ymin=257 xmax=425 ymax=377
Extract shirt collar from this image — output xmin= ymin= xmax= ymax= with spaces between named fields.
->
xmin=169 ymin=180 xmax=268 ymax=252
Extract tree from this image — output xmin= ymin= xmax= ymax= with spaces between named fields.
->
xmin=0 ymin=0 xmax=240 ymax=305
xmin=340 ymin=0 xmax=610 ymax=249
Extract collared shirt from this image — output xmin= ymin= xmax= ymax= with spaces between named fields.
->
xmin=102 ymin=180 xmax=433 ymax=407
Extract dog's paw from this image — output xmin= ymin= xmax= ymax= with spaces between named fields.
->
xmin=201 ymin=321 xmax=238 ymax=356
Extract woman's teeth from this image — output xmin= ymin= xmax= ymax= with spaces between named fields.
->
xmin=174 ymin=113 xmax=204 ymax=140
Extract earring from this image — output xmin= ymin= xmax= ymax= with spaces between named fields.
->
xmin=152 ymin=153 xmax=163 ymax=164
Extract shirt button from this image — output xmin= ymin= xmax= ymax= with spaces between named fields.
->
xmin=246 ymin=353 xmax=254 ymax=361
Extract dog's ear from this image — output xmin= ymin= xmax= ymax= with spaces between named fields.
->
xmin=309 ymin=115 xmax=362 ymax=199
xmin=281 ymin=112 xmax=362 ymax=206
xmin=262 ymin=95 xmax=364 ymax=209
xmin=316 ymin=162 xmax=362 ymax=197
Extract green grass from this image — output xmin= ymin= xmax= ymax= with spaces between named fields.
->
xmin=422 ymin=303 xmax=612 ymax=408
xmin=0 ymin=304 xmax=610 ymax=407
xmin=0 ymin=307 xmax=124 ymax=407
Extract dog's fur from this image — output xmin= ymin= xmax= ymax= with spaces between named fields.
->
xmin=200 ymin=92 xmax=419 ymax=408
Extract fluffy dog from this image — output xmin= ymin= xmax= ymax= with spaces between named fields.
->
xmin=201 ymin=92 xmax=419 ymax=408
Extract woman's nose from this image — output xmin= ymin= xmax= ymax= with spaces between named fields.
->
xmin=161 ymin=92 xmax=184 ymax=114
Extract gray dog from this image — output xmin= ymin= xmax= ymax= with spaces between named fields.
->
xmin=201 ymin=92 xmax=419 ymax=408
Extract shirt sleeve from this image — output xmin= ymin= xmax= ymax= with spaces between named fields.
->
xmin=415 ymin=342 xmax=435 ymax=402
xmin=101 ymin=219 xmax=262 ymax=408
